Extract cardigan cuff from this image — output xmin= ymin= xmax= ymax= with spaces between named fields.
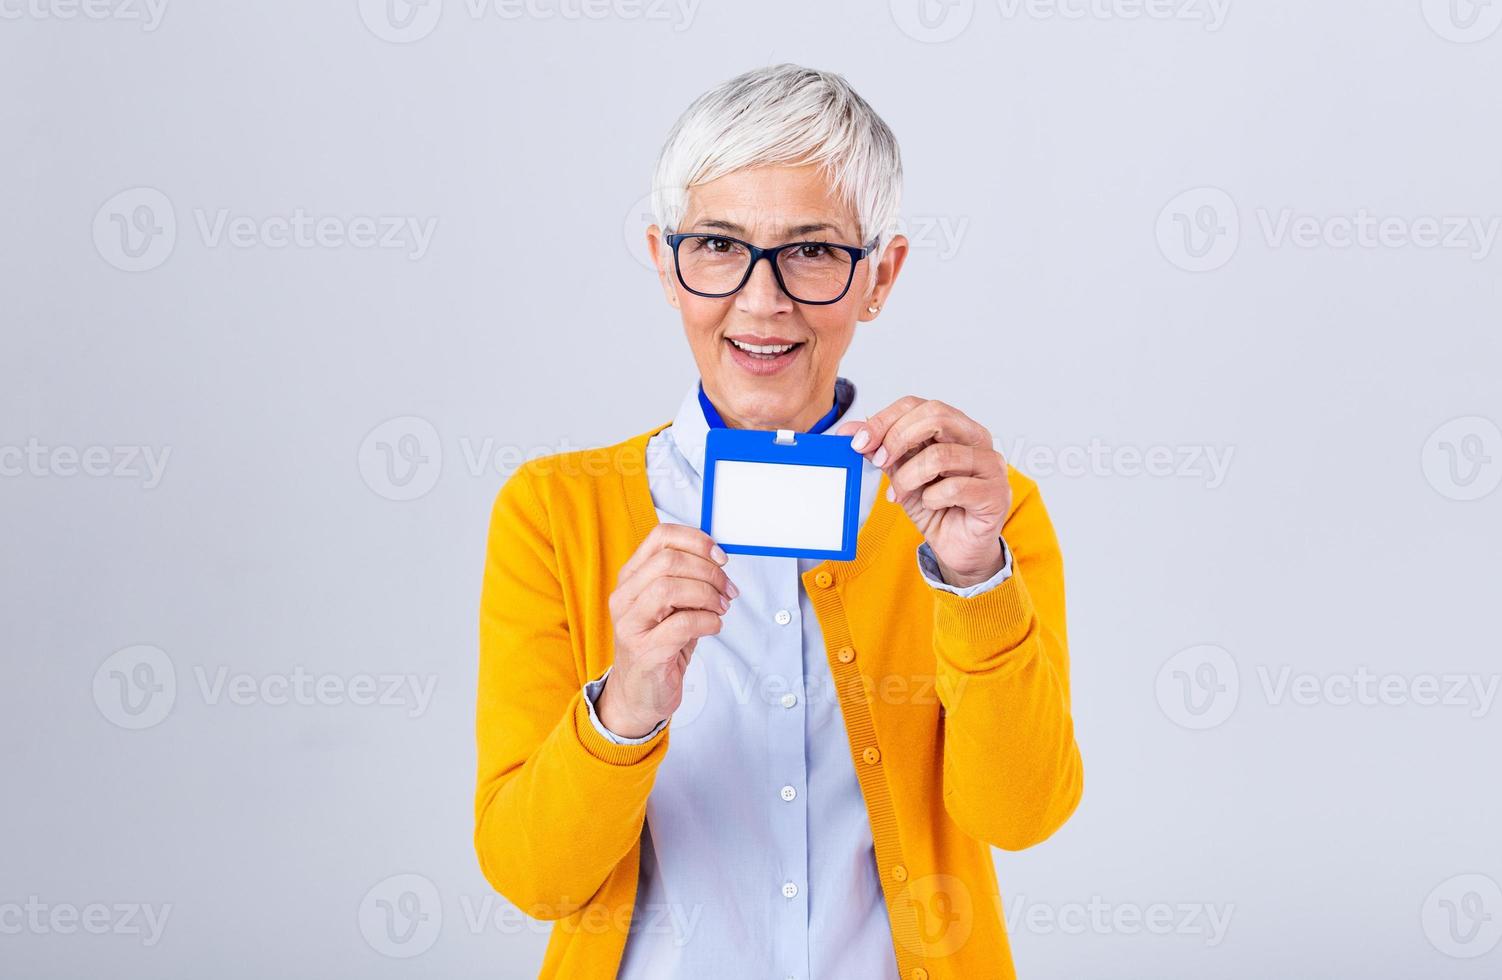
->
xmin=931 ymin=565 xmax=1038 ymax=675
xmin=571 ymin=688 xmax=668 ymax=766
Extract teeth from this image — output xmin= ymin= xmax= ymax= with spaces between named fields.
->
xmin=730 ymin=338 xmax=797 ymax=354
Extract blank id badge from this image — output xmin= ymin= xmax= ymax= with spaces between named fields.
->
xmin=700 ymin=427 xmax=864 ymax=561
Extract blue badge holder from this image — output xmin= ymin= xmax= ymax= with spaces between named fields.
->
xmin=700 ymin=427 xmax=863 ymax=561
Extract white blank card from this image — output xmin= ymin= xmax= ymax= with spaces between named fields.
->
xmin=709 ymin=459 xmax=849 ymax=552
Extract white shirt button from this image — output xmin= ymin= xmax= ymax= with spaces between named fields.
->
xmin=780 ymin=784 xmax=797 ymax=802
xmin=780 ymin=693 xmax=798 ymax=709
xmin=774 ymin=609 xmax=792 ymax=626
xmin=781 ymin=881 xmax=799 ymax=899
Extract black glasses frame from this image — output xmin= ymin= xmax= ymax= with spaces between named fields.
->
xmin=663 ymin=232 xmax=878 ymax=306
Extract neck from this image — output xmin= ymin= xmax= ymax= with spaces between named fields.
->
xmin=720 ymin=401 xmax=829 ymax=431
xmin=705 ymin=381 xmax=838 ymax=432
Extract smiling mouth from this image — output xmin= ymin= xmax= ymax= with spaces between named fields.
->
xmin=725 ymin=337 xmax=805 ymax=360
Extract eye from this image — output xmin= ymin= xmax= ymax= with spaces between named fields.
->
xmin=693 ymin=236 xmax=740 ymax=254
xmin=795 ymin=243 xmax=832 ymax=259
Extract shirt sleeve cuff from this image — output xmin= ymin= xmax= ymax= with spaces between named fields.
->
xmin=916 ymin=536 xmax=1013 ymax=597
xmin=582 ymin=666 xmax=668 ymax=745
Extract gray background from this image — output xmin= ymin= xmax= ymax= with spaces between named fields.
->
xmin=3 ymin=0 xmax=1500 ymax=977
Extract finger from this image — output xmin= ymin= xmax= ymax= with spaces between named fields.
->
xmin=644 ymin=608 xmax=724 ymax=653
xmin=889 ymin=442 xmax=1000 ymax=501
xmin=918 ymin=475 xmax=1008 ymax=524
xmin=878 ymin=401 xmax=989 ymax=473
xmin=617 ymin=548 xmax=737 ymax=609
xmin=845 ymin=395 xmax=925 ymax=458
xmin=617 ymin=521 xmax=727 ymax=586
xmin=621 ymin=576 xmax=728 ymax=634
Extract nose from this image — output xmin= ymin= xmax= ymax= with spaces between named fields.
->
xmin=735 ymin=252 xmax=795 ymax=317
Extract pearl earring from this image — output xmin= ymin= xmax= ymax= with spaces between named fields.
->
xmin=866 ymin=304 xmax=880 ymax=314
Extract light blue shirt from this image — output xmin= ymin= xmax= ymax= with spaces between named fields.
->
xmin=584 ymin=376 xmax=1012 ymax=980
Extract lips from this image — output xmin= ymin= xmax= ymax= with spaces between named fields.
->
xmin=724 ymin=336 xmax=804 ymax=376
xmin=726 ymin=336 xmax=802 ymax=354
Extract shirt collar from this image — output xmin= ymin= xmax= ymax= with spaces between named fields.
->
xmin=668 ymin=375 xmax=866 ymax=480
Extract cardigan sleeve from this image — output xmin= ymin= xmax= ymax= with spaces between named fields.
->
xmin=931 ymin=469 xmax=1084 ymax=851
xmin=474 ymin=461 xmax=667 ymax=917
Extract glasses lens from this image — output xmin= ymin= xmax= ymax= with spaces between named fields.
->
xmin=675 ymin=235 xmax=752 ymax=295
xmin=777 ymin=243 xmax=854 ymax=302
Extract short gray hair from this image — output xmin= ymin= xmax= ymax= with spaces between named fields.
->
xmin=650 ymin=64 xmax=904 ymax=261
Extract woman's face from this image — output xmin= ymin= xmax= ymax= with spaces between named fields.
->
xmin=648 ymin=163 xmax=907 ymax=431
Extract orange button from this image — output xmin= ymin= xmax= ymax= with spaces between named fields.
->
xmin=912 ymin=969 xmax=929 ymax=980
xmin=891 ymin=864 xmax=908 ymax=881
xmin=862 ymin=746 xmax=881 ymax=765
xmin=813 ymin=570 xmax=833 ymax=588
xmin=836 ymin=646 xmax=855 ymax=664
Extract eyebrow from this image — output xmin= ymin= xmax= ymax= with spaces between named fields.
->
xmin=690 ymin=218 xmax=847 ymax=240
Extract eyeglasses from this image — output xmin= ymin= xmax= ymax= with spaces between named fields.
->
xmin=663 ymin=232 xmax=877 ymax=305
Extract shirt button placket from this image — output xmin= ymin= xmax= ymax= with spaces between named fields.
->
xmin=773 ymin=564 xmax=809 ymax=980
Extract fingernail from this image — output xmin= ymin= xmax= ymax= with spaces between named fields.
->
xmin=726 ymin=579 xmax=740 ymax=598
xmin=886 ymin=486 xmax=895 ymax=502
xmin=872 ymin=447 xmax=888 ymax=467
xmin=719 ymin=594 xmax=729 ymax=611
xmin=851 ymin=429 xmax=869 ymax=451
xmin=711 ymin=544 xmax=728 ymax=564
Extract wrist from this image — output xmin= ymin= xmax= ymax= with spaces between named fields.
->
xmin=596 ymin=676 xmax=661 ymax=740
xmin=934 ymin=539 xmax=1006 ymax=588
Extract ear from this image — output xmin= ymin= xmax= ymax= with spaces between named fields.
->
xmin=646 ymin=225 xmax=680 ymax=309
xmin=859 ymin=233 xmax=909 ymax=321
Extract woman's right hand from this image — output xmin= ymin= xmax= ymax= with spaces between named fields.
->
xmin=596 ymin=523 xmax=738 ymax=738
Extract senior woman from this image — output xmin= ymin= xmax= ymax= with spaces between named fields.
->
xmin=475 ymin=64 xmax=1082 ymax=980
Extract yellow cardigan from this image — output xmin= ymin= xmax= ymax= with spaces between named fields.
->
xmin=475 ymin=420 xmax=1083 ymax=979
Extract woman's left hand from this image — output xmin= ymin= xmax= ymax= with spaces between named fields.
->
xmin=837 ymin=396 xmax=1012 ymax=588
